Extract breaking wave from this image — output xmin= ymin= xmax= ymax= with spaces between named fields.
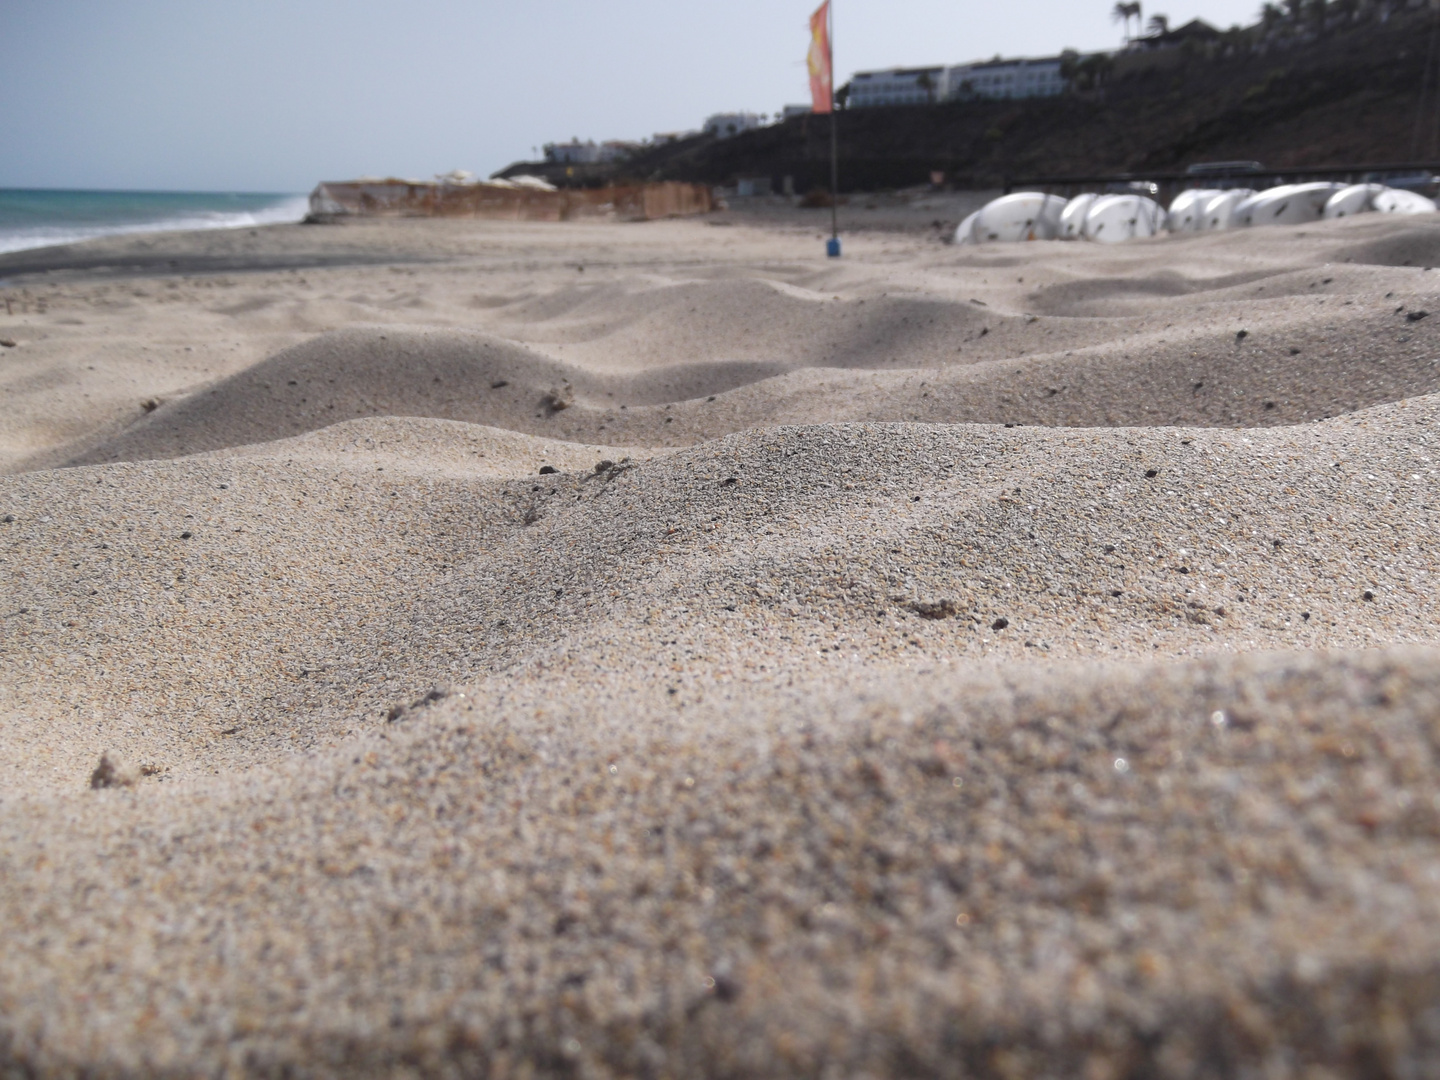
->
xmin=0 ymin=189 xmax=309 ymax=255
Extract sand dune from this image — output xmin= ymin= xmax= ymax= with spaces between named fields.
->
xmin=55 ymin=328 xmax=592 ymax=467
xmin=1 ymin=211 xmax=1439 ymax=1076
xmin=24 ymin=261 xmax=1440 ymax=468
xmin=5 ymin=396 xmax=1437 ymax=791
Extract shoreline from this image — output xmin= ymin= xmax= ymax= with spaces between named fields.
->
xmin=0 ymin=191 xmax=1001 ymax=282
xmin=0 ymin=188 xmax=308 ymax=262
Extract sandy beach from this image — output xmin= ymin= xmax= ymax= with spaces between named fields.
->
xmin=3 ymin=206 xmax=1440 ymax=1076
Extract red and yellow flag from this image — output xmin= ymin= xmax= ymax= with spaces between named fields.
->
xmin=808 ymin=1 xmax=833 ymax=114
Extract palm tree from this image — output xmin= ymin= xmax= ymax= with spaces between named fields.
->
xmin=1077 ymin=52 xmax=1117 ymax=89
xmin=1112 ymin=1 xmax=1143 ymax=43
xmin=1059 ymin=48 xmax=1081 ymax=84
xmin=916 ymin=71 xmax=936 ymax=105
xmin=1147 ymin=13 xmax=1170 ymax=35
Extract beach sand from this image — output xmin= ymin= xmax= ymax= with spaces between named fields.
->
xmin=2 ymin=208 xmax=1439 ymax=1076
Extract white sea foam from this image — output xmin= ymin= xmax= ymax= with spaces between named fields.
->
xmin=0 ymin=196 xmax=310 ymax=256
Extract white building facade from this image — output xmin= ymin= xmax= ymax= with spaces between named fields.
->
xmin=846 ymin=56 xmax=1067 ymax=107
xmin=947 ymin=56 xmax=1066 ymax=100
xmin=847 ymin=67 xmax=948 ymax=108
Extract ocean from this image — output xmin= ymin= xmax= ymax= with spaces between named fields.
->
xmin=0 ymin=188 xmax=309 ymax=256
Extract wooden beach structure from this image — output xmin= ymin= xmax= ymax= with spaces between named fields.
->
xmin=308 ymin=178 xmax=713 ymax=223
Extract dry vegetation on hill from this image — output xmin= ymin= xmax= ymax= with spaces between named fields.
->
xmin=504 ymin=3 xmax=1440 ymax=192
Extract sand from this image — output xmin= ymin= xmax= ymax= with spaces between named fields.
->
xmin=2 ymin=207 xmax=1440 ymax=1076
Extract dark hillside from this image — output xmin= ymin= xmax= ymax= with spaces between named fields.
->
xmin=501 ymin=6 xmax=1440 ymax=191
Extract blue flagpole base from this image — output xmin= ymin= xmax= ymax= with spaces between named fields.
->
xmin=826 ymin=238 xmax=842 ymax=258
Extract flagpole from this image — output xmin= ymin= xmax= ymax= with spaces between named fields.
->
xmin=828 ymin=1 xmax=840 ymax=250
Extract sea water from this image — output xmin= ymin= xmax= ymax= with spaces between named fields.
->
xmin=0 ymin=189 xmax=308 ymax=255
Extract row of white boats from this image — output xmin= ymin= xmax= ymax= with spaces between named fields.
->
xmin=955 ymin=182 xmax=1438 ymax=245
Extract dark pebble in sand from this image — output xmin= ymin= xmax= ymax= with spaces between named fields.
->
xmin=1407 ymin=310 xmax=1430 ymax=322
xmin=1235 ymin=329 xmax=1249 ymax=341
xmin=1363 ymin=590 xmax=1376 ymax=601
xmin=910 ymin=599 xmax=959 ymax=620
xmin=0 ymin=339 xmax=16 ymax=348
xmin=179 ymin=531 xmax=192 ymax=539
xmin=490 ymin=380 xmax=509 ymax=389
xmin=991 ymin=617 xmax=1010 ymax=631
xmin=2 ymin=515 xmax=12 ymax=523
xmin=88 ymin=754 xmax=132 ymax=790
xmin=539 ymin=466 xmax=558 ymax=475
xmin=1145 ymin=469 xmax=1159 ymax=478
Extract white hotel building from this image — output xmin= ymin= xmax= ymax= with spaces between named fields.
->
xmin=847 ymin=56 xmax=1067 ymax=108
xmin=949 ymin=56 xmax=1066 ymax=100
xmin=846 ymin=67 xmax=949 ymax=108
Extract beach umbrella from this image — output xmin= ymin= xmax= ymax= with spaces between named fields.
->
xmin=954 ymin=210 xmax=981 ymax=244
xmin=1372 ymin=187 xmax=1438 ymax=214
xmin=971 ymin=192 xmax=1068 ymax=242
xmin=1198 ymin=189 xmax=1255 ymax=230
xmin=1082 ymin=194 xmax=1165 ymax=243
xmin=1166 ymin=189 xmax=1220 ymax=231
xmin=1059 ymin=193 xmax=1099 ymax=239
xmin=1234 ymin=182 xmax=1344 ymax=228
xmin=1323 ymin=183 xmax=1387 ymax=219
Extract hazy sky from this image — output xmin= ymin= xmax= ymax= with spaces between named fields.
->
xmin=5 ymin=0 xmax=1265 ymax=193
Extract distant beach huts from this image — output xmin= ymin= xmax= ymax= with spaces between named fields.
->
xmin=957 ymin=181 xmax=1436 ymax=244
xmin=308 ymin=176 xmax=714 ymax=223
